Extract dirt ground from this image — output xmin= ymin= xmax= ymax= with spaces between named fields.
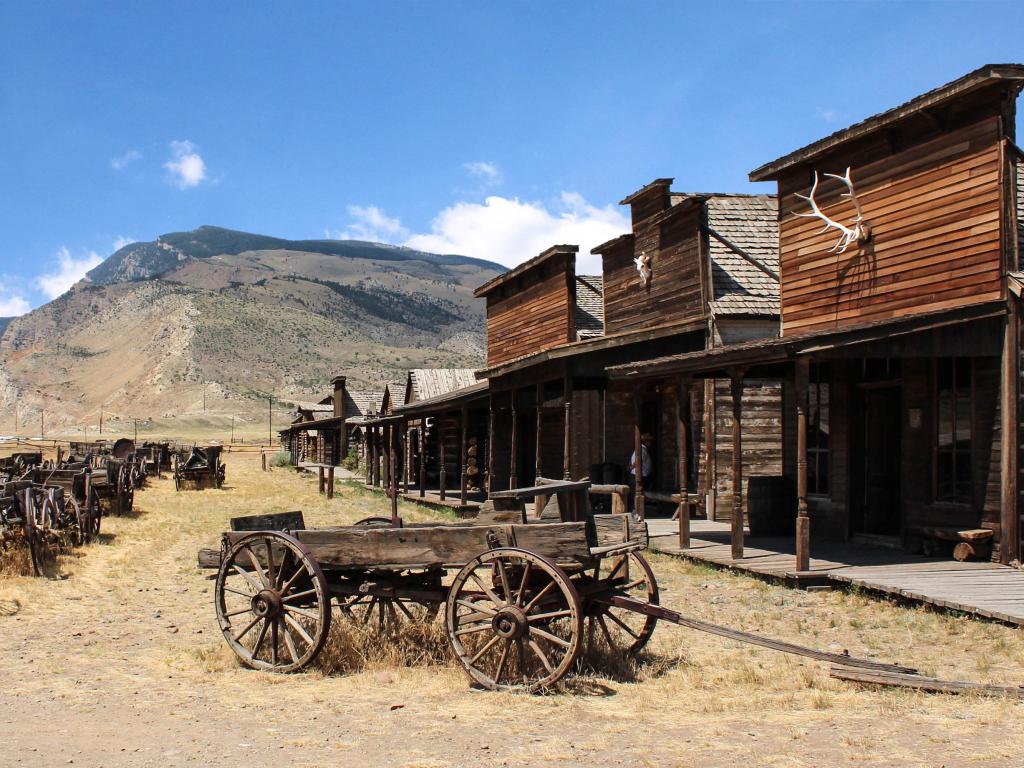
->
xmin=2 ymin=451 xmax=1023 ymax=767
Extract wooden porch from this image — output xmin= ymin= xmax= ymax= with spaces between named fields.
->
xmin=647 ymin=519 xmax=1024 ymax=625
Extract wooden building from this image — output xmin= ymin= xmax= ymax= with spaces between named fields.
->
xmin=279 ymin=375 xmax=382 ymax=467
xmin=609 ymin=64 xmax=1024 ymax=565
xmin=475 ymin=188 xmax=782 ymax=519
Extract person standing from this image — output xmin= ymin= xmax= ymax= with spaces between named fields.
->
xmin=629 ymin=432 xmax=654 ymax=511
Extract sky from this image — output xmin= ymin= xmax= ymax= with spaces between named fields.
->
xmin=1 ymin=0 xmax=1023 ymax=316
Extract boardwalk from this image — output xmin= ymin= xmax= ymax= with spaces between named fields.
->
xmin=647 ymin=519 xmax=1024 ymax=626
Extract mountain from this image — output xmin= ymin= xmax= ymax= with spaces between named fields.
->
xmin=0 ymin=226 xmax=502 ymax=431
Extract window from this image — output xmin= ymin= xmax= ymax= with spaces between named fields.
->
xmin=807 ymin=364 xmax=829 ymax=495
xmin=936 ymin=358 xmax=972 ymax=504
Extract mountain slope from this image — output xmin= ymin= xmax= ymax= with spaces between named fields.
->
xmin=0 ymin=227 xmax=501 ymax=430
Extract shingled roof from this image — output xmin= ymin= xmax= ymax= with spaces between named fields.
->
xmin=346 ymin=389 xmax=383 ymax=418
xmin=574 ymin=275 xmax=604 ymax=339
xmin=383 ymin=380 xmax=407 ymax=410
xmin=408 ymin=369 xmax=478 ymax=402
xmin=705 ymin=195 xmax=780 ymax=317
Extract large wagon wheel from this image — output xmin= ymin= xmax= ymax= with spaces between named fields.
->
xmin=353 ymin=516 xmax=393 ymax=527
xmin=585 ymin=551 xmax=659 ymax=658
xmin=446 ymin=547 xmax=583 ymax=692
xmin=215 ymin=531 xmax=332 ymax=672
xmin=117 ymin=466 xmax=134 ymax=514
xmin=83 ymin=493 xmax=101 ymax=542
xmin=61 ymin=496 xmax=86 ymax=547
xmin=25 ymin=492 xmax=58 ymax=576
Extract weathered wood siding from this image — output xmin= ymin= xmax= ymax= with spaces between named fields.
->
xmin=778 ymin=116 xmax=1005 ymax=334
xmin=601 ymin=206 xmax=706 ymax=335
xmin=711 ymin=379 xmax=784 ymax=522
xmin=486 ymin=271 xmax=573 ymax=367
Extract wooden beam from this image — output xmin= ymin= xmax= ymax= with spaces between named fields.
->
xmin=563 ymin=375 xmax=572 ymax=480
xmin=633 ymin=391 xmax=645 ymax=520
xmin=439 ymin=415 xmax=447 ymax=501
xmin=382 ymin=424 xmax=391 ymax=494
xmin=418 ymin=423 xmax=426 ymax=498
xmin=677 ymin=375 xmax=691 ymax=549
xmin=402 ymin=419 xmax=410 ymax=495
xmin=487 ymin=394 xmax=495 ymax=495
xmin=460 ymin=405 xmax=469 ymax=506
xmin=795 ymin=358 xmax=811 ymax=572
xmin=535 ymin=383 xmax=543 ymax=483
xmin=327 ymin=465 xmax=334 ymax=500
xmin=1000 ymin=305 xmax=1020 ymax=563
xmin=364 ymin=429 xmax=372 ymax=485
xmin=509 ymin=390 xmax=519 ymax=489
xmin=389 ymin=421 xmax=398 ymax=523
xmin=730 ymin=369 xmax=744 ymax=560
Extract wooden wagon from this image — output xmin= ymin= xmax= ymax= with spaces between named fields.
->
xmin=28 ymin=466 xmax=101 ymax=542
xmin=199 ymin=480 xmax=658 ymax=691
xmin=174 ymin=446 xmax=225 ymax=491
xmin=1 ymin=480 xmax=90 ymax=575
xmin=87 ymin=458 xmax=135 ymax=517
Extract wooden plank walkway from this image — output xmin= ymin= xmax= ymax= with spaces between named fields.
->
xmin=647 ymin=519 xmax=1024 ymax=626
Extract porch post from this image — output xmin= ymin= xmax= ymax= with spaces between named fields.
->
xmin=677 ymin=375 xmax=691 ymax=549
xmin=402 ymin=418 xmax=410 ymax=494
xmin=389 ymin=421 xmax=399 ymax=524
xmin=535 ymin=383 xmax=543 ymax=482
xmin=418 ymin=422 xmax=426 ymax=498
xmin=439 ymin=413 xmax=447 ymax=501
xmin=486 ymin=394 xmax=495 ymax=495
xmin=382 ymin=424 xmax=391 ymax=492
xmin=509 ymin=391 xmax=519 ymax=489
xmin=563 ymin=375 xmax=573 ymax=480
xmin=633 ymin=391 xmax=645 ymax=520
xmin=730 ymin=369 xmax=744 ymax=560
xmin=795 ymin=358 xmax=811 ymax=572
xmin=460 ymin=405 xmax=469 ymax=506
xmin=1001 ymin=305 xmax=1020 ymax=564
xmin=364 ymin=429 xmax=371 ymax=485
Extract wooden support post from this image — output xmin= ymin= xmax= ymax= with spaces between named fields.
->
xmin=633 ymin=392 xmax=645 ymax=520
xmin=418 ymin=423 xmax=426 ymax=498
xmin=327 ymin=466 xmax=334 ymax=499
xmin=382 ymin=424 xmax=391 ymax=493
xmin=730 ymin=369 xmax=744 ymax=560
xmin=563 ymin=375 xmax=572 ymax=480
xmin=704 ymin=379 xmax=716 ymax=520
xmin=460 ymin=405 xmax=469 ymax=506
xmin=364 ymin=430 xmax=372 ymax=485
xmin=261 ymin=452 xmax=267 ymax=472
xmin=389 ymin=421 xmax=399 ymax=523
xmin=486 ymin=394 xmax=495 ymax=495
xmin=1001 ymin=305 xmax=1020 ymax=564
xmin=318 ymin=465 xmax=325 ymax=494
xmin=535 ymin=383 xmax=543 ymax=483
xmin=795 ymin=359 xmax=811 ymax=572
xmin=439 ymin=414 xmax=447 ymax=501
xmin=402 ymin=419 xmax=410 ymax=495
xmin=509 ymin=391 xmax=519 ymax=489
xmin=677 ymin=376 xmax=691 ymax=549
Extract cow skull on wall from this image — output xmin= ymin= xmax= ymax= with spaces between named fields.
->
xmin=635 ymin=249 xmax=651 ymax=286
xmin=794 ymin=166 xmax=872 ymax=254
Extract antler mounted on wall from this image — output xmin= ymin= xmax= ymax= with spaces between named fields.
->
xmin=794 ymin=167 xmax=872 ymax=254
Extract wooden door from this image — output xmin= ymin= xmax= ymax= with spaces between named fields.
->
xmin=853 ymin=386 xmax=902 ymax=536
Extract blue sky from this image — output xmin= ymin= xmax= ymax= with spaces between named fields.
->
xmin=1 ymin=0 xmax=1022 ymax=315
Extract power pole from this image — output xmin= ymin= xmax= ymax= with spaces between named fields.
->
xmin=99 ymin=405 xmax=104 ymax=435
xmin=268 ymin=397 xmax=272 ymax=446
xmin=203 ymin=383 xmax=207 ymax=413
xmin=133 ymin=419 xmax=138 ymax=444
xmin=40 ymin=410 xmax=44 ymax=439
xmin=230 ymin=416 xmax=235 ymax=445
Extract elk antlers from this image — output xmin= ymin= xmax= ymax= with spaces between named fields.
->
xmin=793 ymin=167 xmax=871 ymax=254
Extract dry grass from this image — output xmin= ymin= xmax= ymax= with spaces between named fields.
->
xmin=0 ymin=531 xmax=33 ymax=577
xmin=3 ymin=450 xmax=1024 ymax=767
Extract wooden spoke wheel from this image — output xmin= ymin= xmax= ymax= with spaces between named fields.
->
xmin=585 ymin=551 xmax=659 ymax=658
xmin=215 ymin=531 xmax=331 ymax=673
xmin=60 ymin=496 xmax=85 ymax=547
xmin=446 ymin=547 xmax=583 ymax=692
xmin=83 ymin=494 xmax=101 ymax=542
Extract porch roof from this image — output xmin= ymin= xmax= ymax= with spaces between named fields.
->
xmin=606 ymin=302 xmax=1006 ymax=380
xmin=397 ymin=380 xmax=489 ymax=416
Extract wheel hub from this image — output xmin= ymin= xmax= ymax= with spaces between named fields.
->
xmin=491 ymin=605 xmax=529 ymax=639
xmin=251 ymin=589 xmax=283 ymax=619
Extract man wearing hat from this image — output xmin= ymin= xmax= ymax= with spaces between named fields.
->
xmin=629 ymin=432 xmax=654 ymax=511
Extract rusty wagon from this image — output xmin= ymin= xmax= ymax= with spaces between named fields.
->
xmin=199 ymin=480 xmax=661 ymax=691
xmin=174 ymin=446 xmax=225 ymax=491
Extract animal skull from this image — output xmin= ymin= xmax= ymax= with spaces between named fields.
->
xmin=793 ymin=167 xmax=871 ymax=254
xmin=635 ymin=250 xmax=651 ymax=286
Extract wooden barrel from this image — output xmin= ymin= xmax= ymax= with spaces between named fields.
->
xmin=747 ymin=476 xmax=795 ymax=536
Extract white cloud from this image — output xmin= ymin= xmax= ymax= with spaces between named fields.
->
xmin=404 ymin=192 xmax=628 ymax=273
xmin=110 ymin=149 xmax=142 ymax=170
xmin=163 ymin=140 xmax=207 ymax=189
xmin=463 ymin=161 xmax=502 ymax=185
xmin=816 ymin=106 xmax=840 ymax=122
xmin=0 ymin=291 xmax=30 ymax=317
xmin=34 ymin=246 xmax=104 ymax=300
xmin=112 ymin=236 xmax=136 ymax=251
xmin=328 ymin=205 xmax=410 ymax=243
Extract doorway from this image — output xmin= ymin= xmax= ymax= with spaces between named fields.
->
xmin=851 ymin=384 xmax=902 ymax=537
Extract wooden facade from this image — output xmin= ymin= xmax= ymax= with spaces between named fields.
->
xmin=610 ymin=64 xmax=1024 ymax=565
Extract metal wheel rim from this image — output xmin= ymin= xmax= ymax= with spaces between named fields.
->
xmin=446 ymin=547 xmax=583 ymax=693
xmin=215 ymin=531 xmax=332 ymax=673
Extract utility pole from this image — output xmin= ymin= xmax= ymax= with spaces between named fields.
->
xmin=14 ymin=405 xmax=17 ymax=436
xmin=203 ymin=383 xmax=207 ymax=413
xmin=230 ymin=416 xmax=235 ymax=445
xmin=99 ymin=405 xmax=104 ymax=435
xmin=40 ymin=410 xmax=44 ymax=439
xmin=268 ymin=397 xmax=272 ymax=446
xmin=133 ymin=419 xmax=138 ymax=444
